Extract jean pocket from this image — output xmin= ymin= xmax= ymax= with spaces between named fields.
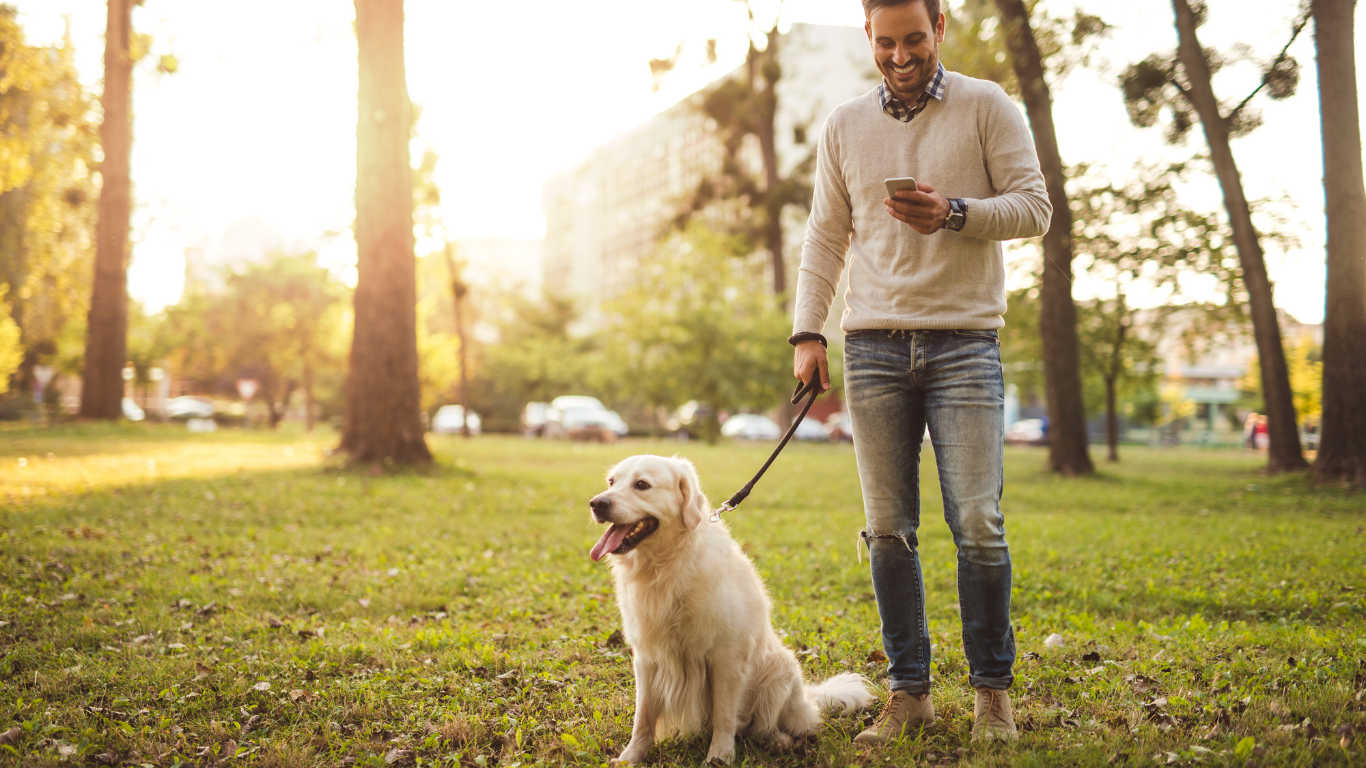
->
xmin=952 ymin=330 xmax=1000 ymax=345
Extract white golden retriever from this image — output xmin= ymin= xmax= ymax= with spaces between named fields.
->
xmin=588 ymin=454 xmax=871 ymax=765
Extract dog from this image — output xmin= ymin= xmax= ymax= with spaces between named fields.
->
xmin=588 ymin=454 xmax=871 ymax=764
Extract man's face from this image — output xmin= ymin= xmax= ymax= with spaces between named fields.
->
xmin=865 ymin=2 xmax=946 ymax=103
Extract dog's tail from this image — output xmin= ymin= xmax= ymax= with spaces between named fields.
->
xmin=805 ymin=673 xmax=874 ymax=712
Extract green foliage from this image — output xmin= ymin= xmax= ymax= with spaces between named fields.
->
xmin=1120 ymin=5 xmax=1309 ymax=143
xmin=601 ymin=225 xmax=791 ymax=441
xmin=0 ymin=428 xmax=1362 ymax=766
xmin=160 ymin=253 xmax=349 ymax=423
xmin=0 ymin=298 xmax=20 ymax=393
xmin=0 ymin=7 xmax=98 ymax=391
xmin=476 ymin=291 xmax=600 ymax=416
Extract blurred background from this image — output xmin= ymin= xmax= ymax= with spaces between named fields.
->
xmin=0 ymin=0 xmax=1352 ymax=459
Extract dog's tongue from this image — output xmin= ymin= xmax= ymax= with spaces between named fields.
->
xmin=590 ymin=524 xmax=631 ymax=562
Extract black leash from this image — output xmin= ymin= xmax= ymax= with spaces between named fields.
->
xmin=709 ymin=375 xmax=825 ymax=523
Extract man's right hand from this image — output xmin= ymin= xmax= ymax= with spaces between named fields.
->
xmin=793 ymin=340 xmax=831 ymax=391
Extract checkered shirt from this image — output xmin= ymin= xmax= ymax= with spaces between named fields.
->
xmin=878 ymin=62 xmax=947 ymax=123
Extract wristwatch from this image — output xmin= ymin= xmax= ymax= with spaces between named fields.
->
xmin=944 ymin=198 xmax=967 ymax=232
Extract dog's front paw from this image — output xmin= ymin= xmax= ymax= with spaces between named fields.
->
xmin=704 ymin=745 xmax=735 ymax=765
xmin=610 ymin=745 xmax=648 ymax=765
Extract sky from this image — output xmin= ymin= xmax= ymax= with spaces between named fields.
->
xmin=10 ymin=0 xmax=1353 ymax=323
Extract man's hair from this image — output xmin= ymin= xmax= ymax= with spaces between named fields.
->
xmin=863 ymin=0 xmax=941 ymax=25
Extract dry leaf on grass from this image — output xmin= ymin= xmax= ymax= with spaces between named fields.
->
xmin=251 ymin=681 xmax=271 ymax=692
xmin=0 ymin=727 xmax=21 ymax=745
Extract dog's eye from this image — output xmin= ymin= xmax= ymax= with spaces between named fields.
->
xmin=634 ymin=480 xmax=651 ymax=491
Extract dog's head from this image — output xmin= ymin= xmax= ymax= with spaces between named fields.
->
xmin=587 ymin=455 xmax=708 ymax=561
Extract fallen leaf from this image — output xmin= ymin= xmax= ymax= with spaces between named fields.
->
xmin=0 ymin=727 xmax=21 ymax=745
xmin=289 ymin=689 xmax=310 ymax=703
xmin=866 ymin=649 xmax=888 ymax=664
xmin=1044 ymin=633 xmax=1065 ymax=648
xmin=358 ymin=598 xmax=371 ymax=609
xmin=57 ymin=744 xmax=77 ymax=756
xmin=605 ymin=629 xmax=625 ymax=648
xmin=1082 ymin=651 xmax=1102 ymax=662
xmin=268 ymin=617 xmax=284 ymax=628
xmin=93 ymin=752 xmax=116 ymax=765
xmin=252 ymin=681 xmax=271 ymax=692
xmin=1022 ymin=651 xmax=1042 ymax=661
xmin=196 ymin=601 xmax=217 ymax=617
xmin=195 ymin=662 xmax=214 ymax=679
xmin=384 ymin=748 xmax=415 ymax=766
xmin=1339 ymin=724 xmax=1357 ymax=748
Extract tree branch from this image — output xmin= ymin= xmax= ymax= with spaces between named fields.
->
xmin=1226 ymin=8 xmax=1309 ymax=123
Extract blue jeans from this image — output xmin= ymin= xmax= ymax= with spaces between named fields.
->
xmin=843 ymin=329 xmax=1014 ymax=692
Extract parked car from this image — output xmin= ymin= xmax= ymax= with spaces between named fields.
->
xmin=121 ymin=397 xmax=145 ymax=422
xmin=825 ymin=412 xmax=854 ymax=442
xmin=1005 ymin=418 xmax=1046 ymax=446
xmin=432 ymin=404 xmax=482 ymax=435
xmin=167 ymin=396 xmax=215 ymax=420
xmin=793 ymin=417 xmax=829 ymax=441
xmin=547 ymin=406 xmax=618 ymax=442
xmin=539 ymin=395 xmax=627 ymax=440
xmin=521 ymin=402 xmax=550 ymax=436
xmin=721 ymin=413 xmax=782 ymax=441
xmin=665 ymin=400 xmax=714 ymax=439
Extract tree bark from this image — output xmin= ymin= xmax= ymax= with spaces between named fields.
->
xmin=79 ymin=0 xmax=133 ymax=421
xmin=339 ymin=0 xmax=431 ymax=464
xmin=994 ymin=0 xmax=1093 ymax=476
xmin=1172 ymin=0 xmax=1306 ymax=472
xmin=753 ymin=26 xmax=785 ymax=299
xmin=1105 ymin=301 xmax=1128 ymax=463
xmin=442 ymin=245 xmax=471 ymax=438
xmin=1312 ymin=0 xmax=1366 ymax=487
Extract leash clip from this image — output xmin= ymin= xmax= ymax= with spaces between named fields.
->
xmin=709 ymin=501 xmax=735 ymax=523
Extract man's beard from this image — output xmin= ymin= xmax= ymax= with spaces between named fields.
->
xmin=880 ymin=48 xmax=938 ymax=102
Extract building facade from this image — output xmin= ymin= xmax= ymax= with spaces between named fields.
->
xmin=541 ymin=24 xmax=875 ymax=331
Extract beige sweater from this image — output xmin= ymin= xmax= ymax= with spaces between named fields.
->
xmin=793 ymin=72 xmax=1051 ymax=334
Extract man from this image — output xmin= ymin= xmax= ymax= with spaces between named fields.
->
xmin=790 ymin=0 xmax=1050 ymax=745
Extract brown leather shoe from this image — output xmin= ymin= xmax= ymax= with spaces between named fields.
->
xmin=971 ymin=687 xmax=1018 ymax=742
xmin=853 ymin=690 xmax=935 ymax=745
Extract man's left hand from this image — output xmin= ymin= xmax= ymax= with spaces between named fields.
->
xmin=885 ymin=182 xmax=950 ymax=234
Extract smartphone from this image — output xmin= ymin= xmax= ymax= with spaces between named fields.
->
xmin=885 ymin=176 xmax=918 ymax=199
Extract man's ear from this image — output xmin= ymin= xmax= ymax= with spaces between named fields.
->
xmin=674 ymin=457 xmax=707 ymax=530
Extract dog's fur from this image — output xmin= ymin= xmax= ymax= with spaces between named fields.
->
xmin=588 ymin=455 xmax=871 ymax=765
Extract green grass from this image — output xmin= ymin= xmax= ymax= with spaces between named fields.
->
xmin=1 ymin=424 xmax=1363 ymax=767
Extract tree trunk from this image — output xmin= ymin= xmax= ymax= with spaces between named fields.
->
xmin=1172 ymin=0 xmax=1306 ymax=473
xmin=442 ymin=245 xmax=471 ymax=439
xmin=994 ymin=0 xmax=1093 ymax=476
xmin=339 ymin=0 xmax=431 ymax=465
xmin=753 ymin=28 xmax=785 ymax=299
xmin=79 ymin=0 xmax=133 ymax=421
xmin=1312 ymin=0 xmax=1366 ymax=487
xmin=1105 ymin=304 xmax=1127 ymax=463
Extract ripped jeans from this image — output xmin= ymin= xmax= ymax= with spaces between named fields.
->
xmin=844 ymin=329 xmax=1014 ymax=693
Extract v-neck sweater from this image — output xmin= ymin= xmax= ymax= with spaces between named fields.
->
xmin=792 ymin=71 xmax=1051 ymax=335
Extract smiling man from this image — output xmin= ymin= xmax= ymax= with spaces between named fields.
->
xmin=789 ymin=0 xmax=1051 ymax=746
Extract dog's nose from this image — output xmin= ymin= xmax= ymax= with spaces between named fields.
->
xmin=589 ymin=495 xmax=612 ymax=521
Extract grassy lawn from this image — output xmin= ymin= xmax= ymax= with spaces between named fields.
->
xmin=1 ymin=425 xmax=1364 ymax=767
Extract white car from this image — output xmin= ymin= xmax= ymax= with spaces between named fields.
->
xmin=432 ymin=404 xmax=481 ymax=435
xmin=1005 ymin=418 xmax=1046 ymax=446
xmin=721 ymin=413 xmax=782 ymax=441
xmin=121 ymin=398 xmax=145 ymax=421
xmin=543 ymin=396 xmax=629 ymax=438
xmin=167 ymin=396 xmax=215 ymax=420
xmin=792 ymin=417 xmax=829 ymax=441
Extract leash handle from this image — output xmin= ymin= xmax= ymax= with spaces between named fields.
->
xmin=710 ymin=376 xmax=824 ymax=522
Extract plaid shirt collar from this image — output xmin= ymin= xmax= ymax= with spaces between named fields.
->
xmin=878 ymin=62 xmax=947 ymax=123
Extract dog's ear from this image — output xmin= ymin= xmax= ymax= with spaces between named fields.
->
xmin=674 ymin=457 xmax=707 ymax=530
